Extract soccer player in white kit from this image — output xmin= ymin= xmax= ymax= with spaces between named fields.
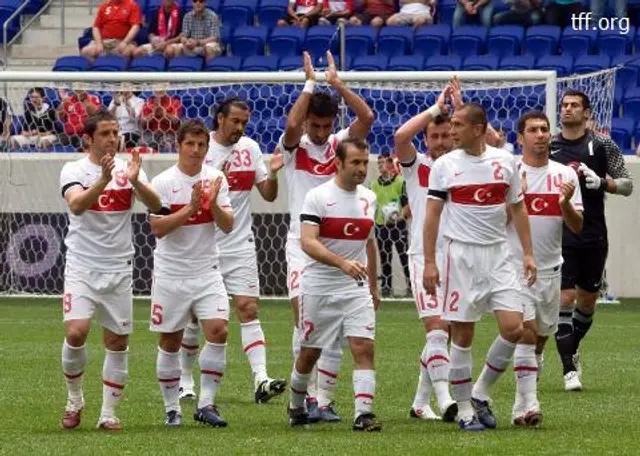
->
xmin=394 ymin=83 xmax=457 ymax=422
xmin=149 ymin=120 xmax=234 ymax=428
xmin=423 ymin=103 xmax=537 ymax=432
xmin=59 ymin=111 xmax=161 ymax=431
xmin=280 ymin=51 xmax=374 ymax=422
xmin=177 ymin=97 xmax=287 ymax=403
xmin=475 ymin=111 xmax=582 ymax=426
xmin=288 ymin=138 xmax=382 ymax=431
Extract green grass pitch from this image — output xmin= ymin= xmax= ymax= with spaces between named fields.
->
xmin=1 ymin=298 xmax=639 ymax=455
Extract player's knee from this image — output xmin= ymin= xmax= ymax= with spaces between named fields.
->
xmin=576 ymin=288 xmax=598 ymax=312
xmin=203 ymin=321 xmax=228 ymax=344
xmin=501 ymin=323 xmax=523 ymax=344
xmin=520 ymin=322 xmax=537 ymax=345
xmin=424 ymin=316 xmax=449 ymax=334
xmin=236 ymin=298 xmax=259 ymax=322
xmin=450 ymin=322 xmax=474 ymax=347
xmin=65 ymin=327 xmax=88 ymax=347
xmin=296 ymin=347 xmax=321 ymax=372
xmin=349 ymin=337 xmax=375 ymax=368
xmin=159 ymin=332 xmax=183 ymax=352
xmin=561 ymin=289 xmax=576 ymax=308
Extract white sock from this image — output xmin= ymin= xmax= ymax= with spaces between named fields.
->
xmin=317 ymin=343 xmax=342 ymax=407
xmin=411 ymin=342 xmax=432 ymax=410
xmin=292 ymin=325 xmax=301 ymax=359
xmin=198 ymin=341 xmax=226 ymax=409
xmin=179 ymin=322 xmax=199 ymax=389
xmin=289 ymin=367 xmax=311 ymax=410
xmin=241 ymin=320 xmax=268 ymax=386
xmin=514 ymin=344 xmax=538 ymax=410
xmin=61 ymin=340 xmax=87 ymax=407
xmin=449 ymin=343 xmax=474 ymax=421
xmin=101 ymin=348 xmax=128 ymax=419
xmin=157 ymin=347 xmax=181 ymax=413
xmin=353 ymin=369 xmax=376 ymax=419
xmin=308 ymin=364 xmax=318 ymax=401
xmin=472 ymin=335 xmax=516 ymax=402
xmin=426 ymin=329 xmax=453 ymax=411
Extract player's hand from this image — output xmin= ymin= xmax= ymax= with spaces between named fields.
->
xmin=189 ymin=181 xmax=203 ymax=213
xmin=520 ymin=170 xmax=528 ymax=195
xmin=449 ymin=75 xmax=464 ymax=111
xmin=371 ymin=289 xmax=381 ymax=311
xmin=340 ymin=259 xmax=368 ymax=281
xmin=303 ymin=51 xmax=315 ymax=82
xmin=436 ymin=84 xmax=452 ymax=114
xmin=100 ymin=154 xmax=115 ymax=184
xmin=559 ymin=181 xmax=576 ymax=206
xmin=523 ymin=254 xmax=537 ymax=287
xmin=126 ymin=147 xmax=141 ymax=185
xmin=325 ymin=51 xmax=342 ymax=88
xmin=209 ymin=176 xmax=223 ymax=204
xmin=269 ymin=150 xmax=285 ymax=174
xmin=579 ymin=163 xmax=604 ymax=190
xmin=423 ymin=261 xmax=440 ymax=296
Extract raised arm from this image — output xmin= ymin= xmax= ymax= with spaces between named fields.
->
xmin=64 ymin=155 xmax=113 ymax=216
xmin=282 ymin=52 xmax=316 ymax=150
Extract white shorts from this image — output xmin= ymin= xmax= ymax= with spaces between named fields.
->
xmin=286 ymin=238 xmax=307 ymax=299
xmin=520 ymin=268 xmax=562 ymax=337
xmin=439 ymin=240 xmax=523 ymax=322
xmin=150 ymin=270 xmax=229 ymax=333
xmin=63 ymin=266 xmax=133 ymax=335
xmin=409 ymin=253 xmax=442 ymax=319
xmin=299 ymin=292 xmax=375 ymax=349
xmin=219 ymin=251 xmax=260 ymax=297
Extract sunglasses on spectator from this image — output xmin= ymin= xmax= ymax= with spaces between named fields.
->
xmin=193 ymin=0 xmax=205 ymax=3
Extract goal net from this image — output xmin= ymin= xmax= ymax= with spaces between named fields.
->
xmin=0 ymin=69 xmax=616 ymax=298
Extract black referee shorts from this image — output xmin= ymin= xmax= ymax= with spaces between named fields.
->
xmin=561 ymin=242 xmax=609 ymax=293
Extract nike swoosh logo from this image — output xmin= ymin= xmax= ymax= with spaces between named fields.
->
xmin=454 ymin=172 xmax=463 ymax=177
xmin=550 ymin=149 xmax=561 ymax=155
xmin=172 ymin=188 xmax=181 ymax=193
xmin=327 ymin=202 xmax=337 ymax=206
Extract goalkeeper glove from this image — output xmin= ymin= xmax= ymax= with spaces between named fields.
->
xmin=579 ymin=163 xmax=606 ymax=190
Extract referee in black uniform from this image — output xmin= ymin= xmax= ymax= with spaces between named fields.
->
xmin=550 ymin=90 xmax=633 ymax=391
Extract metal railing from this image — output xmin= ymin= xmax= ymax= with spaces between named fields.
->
xmin=3 ymin=0 xmax=55 ymax=71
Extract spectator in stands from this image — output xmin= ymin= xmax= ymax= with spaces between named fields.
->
xmin=592 ymin=0 xmax=626 ymax=23
xmin=318 ymin=0 xmax=353 ymax=24
xmin=348 ymin=0 xmax=396 ymax=28
xmin=133 ymin=0 xmax=183 ymax=59
xmin=9 ymin=88 xmax=57 ymax=150
xmin=453 ymin=0 xmax=494 ymax=27
xmin=493 ymin=0 xmax=542 ymax=26
xmin=0 ymin=96 xmax=12 ymax=149
xmin=278 ymin=0 xmax=322 ymax=27
xmin=80 ymin=0 xmax=142 ymax=61
xmin=169 ymin=0 xmax=222 ymax=62
xmin=544 ymin=0 xmax=584 ymax=27
xmin=140 ymin=89 xmax=182 ymax=153
xmin=57 ymin=89 xmax=102 ymax=149
xmin=386 ymin=0 xmax=434 ymax=26
xmin=108 ymin=90 xmax=144 ymax=149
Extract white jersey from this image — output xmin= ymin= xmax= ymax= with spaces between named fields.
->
xmin=400 ymin=153 xmax=433 ymax=255
xmin=507 ymin=160 xmax=583 ymax=274
xmin=60 ymin=155 xmax=146 ymax=272
xmin=151 ymin=165 xmax=232 ymax=279
xmin=205 ymin=135 xmax=268 ymax=254
xmin=279 ymin=128 xmax=350 ymax=240
xmin=428 ymin=146 xmax=522 ymax=245
xmin=299 ymin=179 xmax=376 ymax=296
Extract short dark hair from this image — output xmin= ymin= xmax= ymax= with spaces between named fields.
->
xmin=212 ymin=97 xmax=250 ymax=130
xmin=308 ymin=92 xmax=339 ymax=118
xmin=459 ymin=103 xmax=488 ymax=132
xmin=517 ymin=110 xmax=550 ymax=134
xmin=177 ymin=119 xmax=210 ymax=145
xmin=29 ymin=87 xmax=45 ymax=98
xmin=562 ymin=89 xmax=591 ymax=111
xmin=84 ymin=110 xmax=117 ymax=137
xmin=336 ymin=138 xmax=369 ymax=161
xmin=425 ymin=113 xmax=451 ymax=133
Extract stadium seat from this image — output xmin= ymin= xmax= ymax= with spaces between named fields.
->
xmin=231 ymin=26 xmax=269 ymax=57
xmin=278 ymin=55 xmax=303 ymax=71
xmin=437 ymin=2 xmax=456 ymax=24
xmin=598 ymin=28 xmax=635 ymax=59
xmin=610 ymin=118 xmax=635 ymax=149
xmin=53 ymin=56 xmax=90 ymax=72
xmin=313 ymin=54 xmax=348 ymax=69
xmin=573 ymin=55 xmax=610 ymax=74
xmin=377 ymin=26 xmax=414 ymax=57
xmin=413 ymin=25 xmax=450 ymax=59
xmin=351 ymin=55 xmax=388 ymax=71
xmin=613 ymin=56 xmax=640 ymax=91
xmin=450 ymin=26 xmax=488 ymax=59
xmin=77 ymin=27 xmax=92 ymax=51
xmin=499 ymin=54 xmax=535 ymax=70
xmin=204 ymin=56 xmax=242 ymax=71
xmin=560 ymin=27 xmax=597 ymax=58
xmin=128 ymin=55 xmax=166 ymax=72
xmin=167 ymin=56 xmax=203 ymax=71
xmin=257 ymin=0 xmax=288 ymax=27
xmin=345 ymin=26 xmax=378 ymax=58
xmin=524 ymin=25 xmax=561 ymax=58
xmin=90 ymin=55 xmax=128 ymax=72
xmin=487 ymin=25 xmax=524 ymax=58
xmin=221 ymin=0 xmax=258 ymax=28
xmin=303 ymin=26 xmax=338 ymax=58
xmin=268 ymin=27 xmax=305 ymax=58
xmin=536 ymin=55 xmax=573 ymax=77
xmin=242 ymin=55 xmax=280 ymax=71
xmin=425 ymin=55 xmax=462 ymax=71
xmin=51 ymin=145 xmax=77 ymax=153
xmin=388 ymin=55 xmax=424 ymax=71
xmin=623 ymin=87 xmax=640 ymax=118
xmin=462 ymin=55 xmax=499 ymax=71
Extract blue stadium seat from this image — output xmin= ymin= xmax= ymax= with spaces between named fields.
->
xmin=425 ymin=55 xmax=462 ymax=71
xmin=573 ymin=55 xmax=610 ymax=74
xmin=345 ymin=26 xmax=378 ymax=58
xmin=598 ymin=28 xmax=634 ymax=59
xmin=204 ymin=56 xmax=242 ymax=71
xmin=463 ymin=55 xmax=499 ymax=71
xmin=303 ymin=26 xmax=338 ymax=58
xmin=413 ymin=25 xmax=450 ymax=59
xmin=257 ymin=0 xmax=288 ymax=27
xmin=450 ymin=26 xmax=487 ymax=59
xmin=242 ymin=55 xmax=280 ymax=71
xmin=128 ymin=55 xmax=166 ymax=72
xmin=536 ymin=55 xmax=573 ymax=77
xmin=560 ymin=27 xmax=597 ymax=58
xmin=487 ymin=25 xmax=524 ymax=58
xmin=313 ymin=54 xmax=348 ymax=69
xmin=221 ymin=0 xmax=258 ymax=28
xmin=222 ymin=23 xmax=233 ymax=47
xmin=437 ymin=2 xmax=456 ymax=24
xmin=388 ymin=55 xmax=424 ymax=71
xmin=77 ymin=27 xmax=92 ymax=51
xmin=524 ymin=25 xmax=561 ymax=58
xmin=610 ymin=118 xmax=635 ymax=149
xmin=268 ymin=27 xmax=305 ymax=58
xmin=278 ymin=55 xmax=303 ymax=71
xmin=167 ymin=56 xmax=203 ymax=71
xmin=90 ymin=55 xmax=128 ymax=72
xmin=51 ymin=145 xmax=78 ymax=153
xmin=623 ymin=87 xmax=640 ymax=119
xmin=499 ymin=54 xmax=534 ymax=70
xmin=351 ymin=55 xmax=388 ymax=71
xmin=231 ymin=26 xmax=269 ymax=57
xmin=53 ymin=56 xmax=90 ymax=72
xmin=613 ymin=56 xmax=640 ymax=91
xmin=377 ymin=26 xmax=414 ymax=57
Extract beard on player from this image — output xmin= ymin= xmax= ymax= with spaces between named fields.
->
xmin=214 ymin=100 xmax=251 ymax=146
xmin=335 ymin=139 xmax=369 ymax=190
xmin=424 ymin=117 xmax=453 ymax=159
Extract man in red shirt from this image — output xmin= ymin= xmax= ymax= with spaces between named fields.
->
xmin=141 ymin=90 xmax=183 ymax=153
xmin=349 ymin=0 xmax=396 ymax=27
xmin=57 ymin=90 xmax=103 ymax=149
xmin=81 ymin=0 xmax=142 ymax=60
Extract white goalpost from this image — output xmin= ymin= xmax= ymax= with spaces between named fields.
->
xmin=0 ymin=69 xmax=617 ymax=299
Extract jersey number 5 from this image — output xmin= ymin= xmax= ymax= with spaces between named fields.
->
xmin=151 ymin=304 xmax=163 ymax=325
